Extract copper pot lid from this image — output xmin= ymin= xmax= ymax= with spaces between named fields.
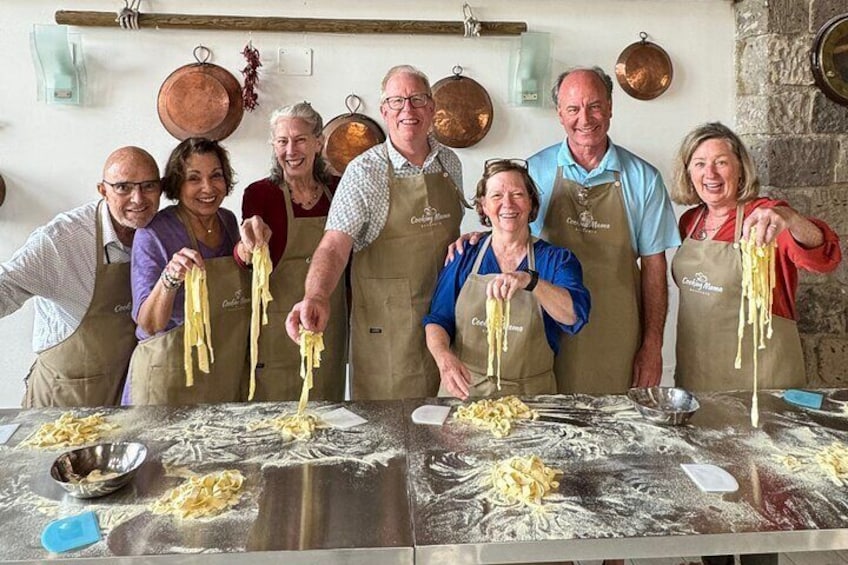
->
xmin=432 ymin=65 xmax=493 ymax=148
xmin=615 ymin=33 xmax=673 ymax=101
xmin=322 ymin=94 xmax=386 ymax=176
xmin=811 ymin=14 xmax=848 ymax=106
xmin=157 ymin=46 xmax=245 ymax=141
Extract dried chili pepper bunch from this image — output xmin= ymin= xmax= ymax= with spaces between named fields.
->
xmin=241 ymin=42 xmax=261 ymax=112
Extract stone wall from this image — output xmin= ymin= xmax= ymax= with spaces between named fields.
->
xmin=735 ymin=0 xmax=848 ymax=385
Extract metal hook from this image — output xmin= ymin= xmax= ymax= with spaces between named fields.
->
xmin=193 ymin=45 xmax=211 ymax=64
xmin=345 ymin=94 xmax=362 ymax=114
xmin=452 ymin=65 xmax=464 ymax=78
xmin=462 ymin=3 xmax=481 ymax=38
xmin=639 ymin=31 xmax=649 ymax=43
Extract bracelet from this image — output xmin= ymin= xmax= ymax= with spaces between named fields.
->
xmin=160 ymin=269 xmax=182 ymax=291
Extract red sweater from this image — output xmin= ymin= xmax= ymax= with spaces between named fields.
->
xmin=240 ymin=176 xmax=339 ymax=266
xmin=678 ymin=198 xmax=841 ymax=321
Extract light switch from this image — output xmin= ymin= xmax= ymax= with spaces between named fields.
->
xmin=278 ymin=47 xmax=312 ymax=76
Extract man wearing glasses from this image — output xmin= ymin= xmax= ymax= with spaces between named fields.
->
xmin=528 ymin=67 xmax=680 ymax=396
xmin=286 ymin=64 xmax=466 ymax=400
xmin=0 ymin=146 xmax=161 ymax=407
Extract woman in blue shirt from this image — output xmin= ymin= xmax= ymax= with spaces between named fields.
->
xmin=424 ymin=159 xmax=590 ymax=400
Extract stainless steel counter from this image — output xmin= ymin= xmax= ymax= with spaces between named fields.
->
xmin=5 ymin=391 xmax=848 ymax=564
xmin=404 ymin=391 xmax=848 ymax=564
xmin=0 ymin=401 xmax=412 ymax=564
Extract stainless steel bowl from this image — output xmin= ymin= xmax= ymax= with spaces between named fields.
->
xmin=627 ymin=387 xmax=700 ymax=426
xmin=50 ymin=442 xmax=147 ymax=499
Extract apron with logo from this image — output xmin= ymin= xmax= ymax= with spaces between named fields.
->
xmin=129 ymin=211 xmax=251 ymax=406
xmin=541 ymin=169 xmax=641 ymax=393
xmin=438 ymin=235 xmax=556 ymax=398
xmin=672 ymin=205 xmax=805 ymax=391
xmin=350 ymin=149 xmax=464 ymax=400
xmin=250 ymin=184 xmax=347 ymax=402
xmin=25 ymin=201 xmax=136 ymax=408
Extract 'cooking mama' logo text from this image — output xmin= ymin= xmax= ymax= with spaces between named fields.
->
xmin=411 ymin=206 xmax=451 ymax=228
xmin=471 ymin=317 xmax=525 ymax=333
xmin=681 ymin=272 xmax=724 ymax=295
xmin=566 ymin=212 xmax=611 ymax=232
xmin=222 ymin=288 xmax=251 ymax=309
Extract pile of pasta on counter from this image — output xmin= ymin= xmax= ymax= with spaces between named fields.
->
xmin=454 ymin=395 xmax=538 ymax=438
xmin=248 ymin=327 xmax=324 ymax=440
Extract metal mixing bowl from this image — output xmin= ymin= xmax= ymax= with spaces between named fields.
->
xmin=627 ymin=387 xmax=700 ymax=426
xmin=50 ymin=442 xmax=147 ymax=499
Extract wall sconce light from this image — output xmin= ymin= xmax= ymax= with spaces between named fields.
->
xmin=508 ymin=32 xmax=552 ymax=108
xmin=30 ymin=24 xmax=86 ymax=105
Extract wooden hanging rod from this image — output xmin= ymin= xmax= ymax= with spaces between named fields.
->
xmin=54 ymin=11 xmax=527 ymax=36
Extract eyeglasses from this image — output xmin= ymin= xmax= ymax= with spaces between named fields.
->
xmin=484 ymin=158 xmax=528 ymax=171
xmin=102 ymin=179 xmax=161 ymax=195
xmin=381 ymin=93 xmax=431 ymax=110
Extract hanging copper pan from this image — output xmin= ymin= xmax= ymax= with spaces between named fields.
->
xmin=157 ymin=45 xmax=244 ymax=141
xmin=0 ymin=174 xmax=6 ymax=208
xmin=811 ymin=13 xmax=848 ymax=106
xmin=322 ymin=94 xmax=386 ymax=176
xmin=615 ymin=32 xmax=673 ymax=101
xmin=432 ymin=65 xmax=493 ymax=148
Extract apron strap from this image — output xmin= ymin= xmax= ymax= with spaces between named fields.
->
xmin=95 ymin=200 xmax=106 ymax=269
xmin=527 ymin=237 xmax=537 ymax=270
xmin=175 ymin=208 xmax=201 ymax=251
xmin=470 ymin=234 xmax=493 ymax=275
xmin=685 ymin=206 xmax=707 ymax=240
xmin=733 ymin=204 xmax=744 ymax=243
xmin=470 ymin=234 xmax=536 ymax=274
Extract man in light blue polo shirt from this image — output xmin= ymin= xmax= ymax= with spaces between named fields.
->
xmin=528 ymin=66 xmax=680 ymax=395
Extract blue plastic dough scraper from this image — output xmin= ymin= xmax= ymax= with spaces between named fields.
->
xmin=41 ymin=511 xmax=101 ymax=553
xmin=783 ymin=389 xmax=826 ymax=410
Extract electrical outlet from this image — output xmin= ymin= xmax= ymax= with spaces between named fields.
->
xmin=278 ymin=48 xmax=312 ymax=76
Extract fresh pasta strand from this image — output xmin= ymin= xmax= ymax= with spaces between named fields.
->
xmin=735 ymin=227 xmax=776 ymax=428
xmin=490 ymin=455 xmax=561 ymax=507
xmin=184 ymin=266 xmax=214 ymax=387
xmin=20 ymin=412 xmax=118 ymax=449
xmin=249 ymin=412 xmax=320 ymax=441
xmin=485 ymin=297 xmax=510 ymax=391
xmin=298 ymin=327 xmax=324 ymax=414
xmin=150 ymin=470 xmax=245 ymax=519
xmin=776 ymin=442 xmax=848 ymax=486
xmin=454 ymin=395 xmax=538 ymax=438
xmin=248 ymin=246 xmax=274 ymax=401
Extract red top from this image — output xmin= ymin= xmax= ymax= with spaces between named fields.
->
xmin=678 ymin=197 xmax=841 ymax=321
xmin=239 ymin=176 xmax=339 ymax=267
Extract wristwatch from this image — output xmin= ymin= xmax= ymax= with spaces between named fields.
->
xmin=522 ymin=268 xmax=539 ymax=292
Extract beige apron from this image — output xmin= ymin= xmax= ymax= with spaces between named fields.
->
xmin=249 ymin=184 xmax=347 ymax=402
xmin=24 ymin=201 xmax=136 ymax=408
xmin=672 ymin=205 xmax=805 ymax=391
xmin=350 ymin=150 xmax=464 ymax=400
xmin=129 ymin=211 xmax=251 ymax=406
xmin=540 ymin=169 xmax=641 ymax=393
xmin=438 ymin=235 xmax=556 ymax=398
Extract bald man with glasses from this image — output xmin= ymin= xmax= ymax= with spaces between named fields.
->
xmin=0 ymin=146 xmax=161 ymax=407
xmin=286 ymin=64 xmax=468 ymax=401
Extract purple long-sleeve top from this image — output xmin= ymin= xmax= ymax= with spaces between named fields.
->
xmin=130 ymin=205 xmax=239 ymax=341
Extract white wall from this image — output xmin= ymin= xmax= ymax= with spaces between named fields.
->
xmin=0 ymin=0 xmax=735 ymax=407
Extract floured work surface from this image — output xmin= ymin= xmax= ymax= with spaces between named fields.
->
xmin=0 ymin=401 xmax=411 ymax=563
xmin=404 ymin=392 xmax=848 ymax=564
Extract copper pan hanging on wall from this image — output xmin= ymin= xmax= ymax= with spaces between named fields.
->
xmin=614 ymin=32 xmax=673 ymax=101
xmin=322 ymin=94 xmax=386 ymax=176
xmin=432 ymin=65 xmax=493 ymax=148
xmin=157 ymin=45 xmax=245 ymax=141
